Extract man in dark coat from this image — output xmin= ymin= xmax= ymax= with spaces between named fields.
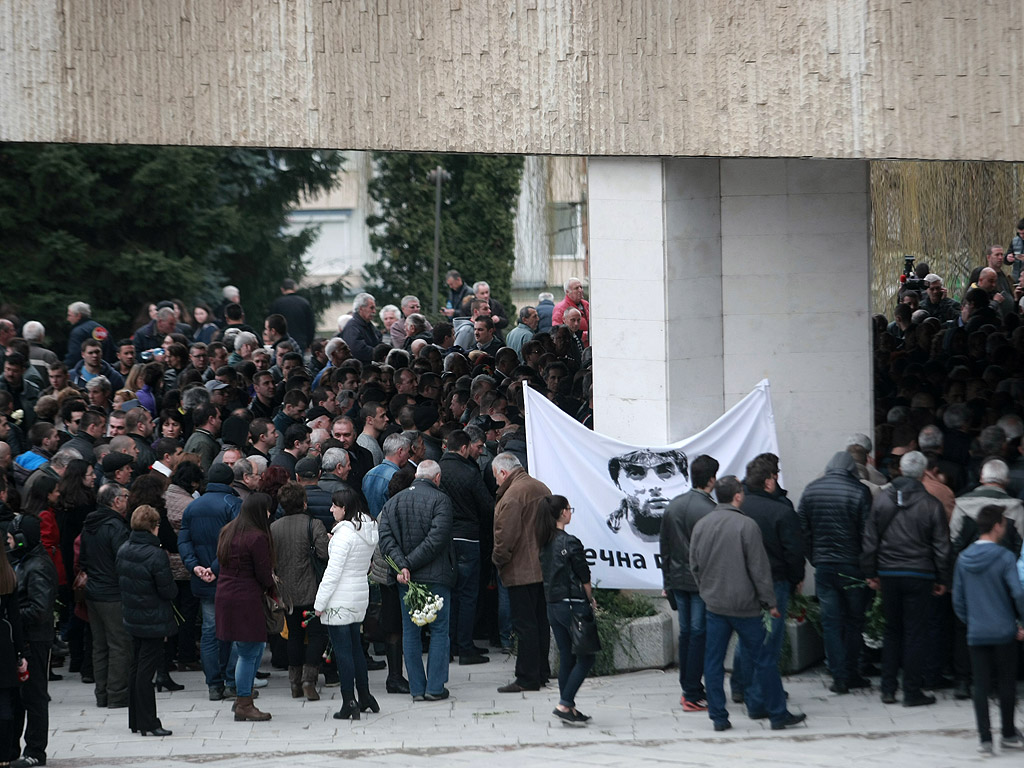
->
xmin=438 ymin=430 xmax=494 ymax=665
xmin=862 ymin=451 xmax=952 ymax=707
xmin=378 ymin=460 xmax=455 ymax=701
xmin=340 ymin=293 xmax=382 ymax=363
xmin=177 ymin=465 xmax=242 ymax=699
xmin=797 ymin=451 xmax=873 ymax=694
xmin=268 ymin=279 xmax=316 ymax=351
xmin=79 ymin=484 xmax=132 ymax=708
xmin=732 ymin=456 xmax=806 ymax=704
xmin=9 ymin=513 xmax=57 ymax=767
xmin=65 ymin=301 xmax=112 ymax=367
xmin=659 ymin=454 xmax=718 ymax=711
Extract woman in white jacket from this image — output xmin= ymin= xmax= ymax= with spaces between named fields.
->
xmin=314 ymin=487 xmax=380 ymax=720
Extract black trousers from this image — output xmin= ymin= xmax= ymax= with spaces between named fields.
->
xmin=14 ymin=639 xmax=50 ymax=762
xmin=284 ymin=604 xmax=328 ymax=667
xmin=507 ymin=583 xmax=550 ymax=687
xmin=879 ymin=576 xmax=932 ymax=698
xmin=969 ymin=642 xmax=1018 ymax=743
xmin=129 ymin=636 xmax=164 ymax=733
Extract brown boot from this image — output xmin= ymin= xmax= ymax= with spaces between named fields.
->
xmin=301 ymin=664 xmax=320 ymax=701
xmin=233 ymin=695 xmax=272 ymax=722
xmin=288 ymin=666 xmax=303 ymax=698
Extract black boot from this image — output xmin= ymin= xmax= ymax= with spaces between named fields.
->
xmin=155 ymin=670 xmax=185 ymax=692
xmin=334 ymin=698 xmax=360 ymax=720
xmin=384 ymin=639 xmax=409 ymax=694
xmin=357 ymin=686 xmax=380 ymax=713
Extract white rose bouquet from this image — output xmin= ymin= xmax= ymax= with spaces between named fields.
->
xmin=385 ymin=555 xmax=445 ymax=626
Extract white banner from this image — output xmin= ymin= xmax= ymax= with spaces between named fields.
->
xmin=523 ymin=380 xmax=781 ymax=589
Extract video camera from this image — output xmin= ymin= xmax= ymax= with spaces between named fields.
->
xmin=900 ymin=255 xmax=927 ymax=293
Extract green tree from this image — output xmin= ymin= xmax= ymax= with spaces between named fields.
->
xmin=365 ymin=152 xmax=524 ymax=318
xmin=0 ymin=144 xmax=343 ymax=345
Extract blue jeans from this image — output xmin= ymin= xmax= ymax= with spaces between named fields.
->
xmin=232 ymin=641 xmax=265 ymax=697
xmin=671 ymin=590 xmax=706 ymax=700
xmin=705 ymin=611 xmax=787 ymax=727
xmin=547 ymin=602 xmax=596 ymax=708
xmin=327 ymin=623 xmax=368 ymax=699
xmin=815 ymin=564 xmax=869 ymax=683
xmin=399 ymin=583 xmax=451 ymax=697
xmin=497 ymin=573 xmax=512 ymax=648
xmin=732 ymin=581 xmax=790 ymax=701
xmin=450 ymin=540 xmax=481 ymax=655
xmin=199 ymin=597 xmax=237 ymax=689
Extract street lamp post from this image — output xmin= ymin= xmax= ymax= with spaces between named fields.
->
xmin=427 ymin=165 xmax=451 ymax=316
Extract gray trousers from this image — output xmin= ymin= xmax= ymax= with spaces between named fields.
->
xmin=87 ymin=600 xmax=132 ymax=706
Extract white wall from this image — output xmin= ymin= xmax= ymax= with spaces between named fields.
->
xmin=590 ymin=157 xmax=872 ymax=501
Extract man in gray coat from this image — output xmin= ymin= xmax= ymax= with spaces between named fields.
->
xmin=659 ymin=454 xmax=718 ymax=712
xmin=690 ymin=475 xmax=806 ymax=733
xmin=378 ymin=460 xmax=455 ymax=702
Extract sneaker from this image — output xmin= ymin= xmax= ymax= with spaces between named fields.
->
xmin=253 ymin=677 xmax=268 ymax=689
xmin=978 ymin=741 xmax=994 ymax=757
xmin=1001 ymin=730 xmax=1024 ymax=749
xmin=571 ymin=709 xmax=591 ymax=723
xmin=12 ymin=757 xmax=46 ymax=767
xmin=682 ymin=697 xmax=708 ymax=712
xmin=553 ymin=708 xmax=585 ymax=726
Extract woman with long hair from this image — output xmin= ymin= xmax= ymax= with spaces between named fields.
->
xmin=163 ymin=461 xmax=204 ymax=672
xmin=116 ymin=505 xmax=177 ymax=737
xmin=0 ymin=536 xmax=23 ymax=767
xmin=191 ymin=303 xmax=219 ymax=345
xmin=257 ymin=465 xmax=290 ymax=513
xmin=214 ymin=493 xmax=277 ymax=722
xmin=56 ymin=459 xmax=96 ymax=683
xmin=269 ymin=482 xmax=329 ymax=701
xmin=23 ymin=476 xmax=66 ymax=588
xmin=314 ymin=487 xmax=379 ymax=720
xmin=536 ymin=494 xmax=597 ymax=726
xmin=127 ymin=475 xmax=184 ymax=692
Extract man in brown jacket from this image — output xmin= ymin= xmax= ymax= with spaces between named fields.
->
xmin=492 ymin=452 xmax=552 ymax=692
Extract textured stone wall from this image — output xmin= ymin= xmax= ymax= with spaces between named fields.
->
xmin=3 ymin=0 xmax=1022 ymax=159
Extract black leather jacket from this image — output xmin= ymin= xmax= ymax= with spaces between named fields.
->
xmin=540 ymin=529 xmax=590 ymax=603
xmin=12 ymin=545 xmax=56 ymax=644
xmin=797 ymin=465 xmax=872 ymax=567
xmin=659 ymin=488 xmax=716 ymax=592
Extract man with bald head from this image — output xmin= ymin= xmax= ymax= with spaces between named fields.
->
xmin=552 ymin=277 xmax=591 ymax=346
xmin=976 ymin=267 xmax=1014 ymax=318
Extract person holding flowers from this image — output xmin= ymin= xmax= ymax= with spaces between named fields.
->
xmin=377 ymin=460 xmax=456 ymax=702
xmin=313 ymin=487 xmax=379 ymax=720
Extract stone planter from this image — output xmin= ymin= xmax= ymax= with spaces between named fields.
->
xmin=549 ymin=612 xmax=674 ymax=674
xmin=783 ymin=618 xmax=824 ymax=674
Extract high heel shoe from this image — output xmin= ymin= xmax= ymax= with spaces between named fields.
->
xmin=357 ymin=687 xmax=380 ymax=713
xmin=333 ymin=699 xmax=360 ymax=720
xmin=140 ymin=727 xmax=173 ymax=736
xmin=155 ymin=672 xmax=185 ymax=692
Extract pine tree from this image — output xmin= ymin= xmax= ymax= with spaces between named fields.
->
xmin=365 ymin=152 xmax=524 ymax=317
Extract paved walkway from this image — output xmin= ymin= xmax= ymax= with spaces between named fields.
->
xmin=44 ymin=653 xmax=994 ymax=767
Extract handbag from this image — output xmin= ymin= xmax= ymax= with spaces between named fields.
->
xmin=72 ymin=570 xmax=88 ymax=605
xmin=263 ymin=592 xmax=285 ymax=635
xmin=308 ymin=517 xmax=327 ymax=583
xmin=568 ymin=607 xmax=601 ymax=656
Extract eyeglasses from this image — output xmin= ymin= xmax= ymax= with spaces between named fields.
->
xmin=567 ymin=507 xmax=575 ymax=514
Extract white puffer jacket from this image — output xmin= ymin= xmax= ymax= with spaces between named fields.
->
xmin=313 ymin=514 xmax=379 ymax=625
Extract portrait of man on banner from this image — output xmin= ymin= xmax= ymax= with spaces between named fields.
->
xmin=606 ymin=448 xmax=690 ymax=540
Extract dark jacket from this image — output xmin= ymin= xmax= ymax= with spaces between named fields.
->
xmin=80 ymin=506 xmax=130 ymax=602
xmin=65 ymin=432 xmax=98 ymax=466
xmin=953 ymin=540 xmax=1024 ymax=646
xmin=797 ymin=453 xmax=872 ymax=568
xmin=12 ymin=545 xmax=56 ymax=643
xmin=659 ymin=488 xmax=716 ymax=592
xmin=268 ymin=292 xmax=316 ymax=351
xmin=536 ymin=299 xmax=555 ymax=334
xmin=340 ymin=313 xmax=382 ymax=363
xmin=65 ymin=318 xmax=111 ymax=367
xmin=116 ymin=530 xmax=177 ymax=638
xmin=438 ymin=451 xmax=494 ymax=541
xmin=69 ymin=358 xmax=125 ymax=391
xmin=861 ymin=476 xmax=952 ymax=584
xmin=0 ymin=592 xmax=23 ymax=687
xmin=270 ymin=513 xmax=329 ymax=608
xmin=448 ymin=282 xmax=474 ymax=317
xmin=177 ymin=483 xmax=242 ymax=599
xmin=132 ymin=319 xmax=192 ymax=356
xmin=303 ymin=484 xmax=335 ymax=532
xmin=129 ymin=432 xmax=157 ymax=476
xmin=540 ymin=529 xmax=590 ymax=603
xmin=378 ymin=479 xmax=456 ymax=587
xmin=741 ymin=488 xmax=806 ymax=585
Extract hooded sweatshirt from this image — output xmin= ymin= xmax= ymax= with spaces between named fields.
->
xmin=953 ymin=540 xmax=1024 ymax=646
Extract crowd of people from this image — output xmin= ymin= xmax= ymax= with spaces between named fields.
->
xmin=0 ymin=271 xmax=595 ymax=764
xmin=8 ymin=237 xmax=1024 ymax=760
